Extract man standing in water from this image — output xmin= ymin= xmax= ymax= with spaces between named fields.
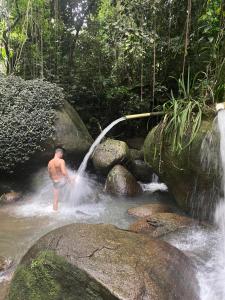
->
xmin=48 ymin=148 xmax=71 ymax=211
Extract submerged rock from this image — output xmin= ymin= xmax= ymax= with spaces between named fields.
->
xmin=0 ymin=192 xmax=22 ymax=205
xmin=92 ymin=139 xmax=129 ymax=174
xmin=129 ymin=212 xmax=198 ymax=237
xmin=8 ymin=223 xmax=200 ymax=300
xmin=128 ymin=203 xmax=174 ymax=218
xmin=0 ymin=256 xmax=12 ymax=272
xmin=105 ymin=165 xmax=142 ymax=197
xmin=143 ymin=119 xmax=219 ymax=219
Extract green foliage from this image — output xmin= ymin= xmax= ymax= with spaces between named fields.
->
xmin=159 ymin=70 xmax=214 ymax=153
xmin=0 ymin=0 xmax=224 ymax=138
xmin=0 ymin=75 xmax=64 ymax=172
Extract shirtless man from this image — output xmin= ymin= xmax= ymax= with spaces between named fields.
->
xmin=48 ymin=148 xmax=71 ymax=211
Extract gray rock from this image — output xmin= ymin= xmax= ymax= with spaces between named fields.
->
xmin=105 ymin=165 xmax=142 ymax=197
xmin=8 ymin=223 xmax=200 ymax=300
xmin=36 ymin=100 xmax=93 ymax=162
xmin=127 ymin=159 xmax=153 ymax=182
xmin=92 ymin=139 xmax=129 ymax=174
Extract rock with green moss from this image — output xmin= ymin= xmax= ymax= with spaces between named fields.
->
xmin=143 ymin=119 xmax=220 ymax=219
xmin=8 ymin=223 xmax=200 ymax=300
xmin=0 ymin=75 xmax=92 ymax=173
xmin=92 ymin=139 xmax=129 ymax=174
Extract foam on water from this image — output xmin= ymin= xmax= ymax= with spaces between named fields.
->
xmin=140 ymin=182 xmax=168 ymax=193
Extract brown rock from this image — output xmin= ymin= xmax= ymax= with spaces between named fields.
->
xmin=105 ymin=164 xmax=142 ymax=197
xmin=129 ymin=212 xmax=197 ymax=238
xmin=0 ymin=192 xmax=22 ymax=204
xmin=128 ymin=203 xmax=173 ymax=218
xmin=0 ymin=256 xmax=12 ymax=272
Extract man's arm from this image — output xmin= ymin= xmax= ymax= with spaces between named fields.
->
xmin=60 ymin=160 xmax=70 ymax=181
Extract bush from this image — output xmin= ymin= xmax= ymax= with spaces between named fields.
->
xmin=0 ymin=75 xmax=64 ymax=172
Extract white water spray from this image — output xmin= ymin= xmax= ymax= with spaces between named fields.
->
xmin=197 ymin=110 xmax=225 ymax=300
xmin=78 ymin=117 xmax=126 ymax=174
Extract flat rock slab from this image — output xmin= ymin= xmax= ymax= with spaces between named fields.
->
xmin=128 ymin=203 xmax=174 ymax=218
xmin=129 ymin=212 xmax=198 ymax=237
xmin=9 ymin=223 xmax=199 ymax=300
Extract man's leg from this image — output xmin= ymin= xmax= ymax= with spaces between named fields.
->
xmin=53 ymin=188 xmax=59 ymax=211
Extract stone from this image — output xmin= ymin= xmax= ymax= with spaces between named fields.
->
xmin=127 ymin=159 xmax=153 ymax=182
xmin=143 ymin=118 xmax=219 ymax=220
xmin=44 ymin=101 xmax=93 ymax=160
xmin=8 ymin=223 xmax=200 ymax=300
xmin=128 ymin=203 xmax=173 ymax=218
xmin=105 ymin=165 xmax=142 ymax=197
xmin=0 ymin=256 xmax=12 ymax=272
xmin=92 ymin=139 xmax=129 ymax=174
xmin=0 ymin=192 xmax=22 ymax=205
xmin=129 ymin=212 xmax=198 ymax=237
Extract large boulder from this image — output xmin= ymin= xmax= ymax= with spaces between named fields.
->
xmin=40 ymin=100 xmax=93 ymax=162
xmin=0 ymin=76 xmax=93 ymax=173
xmin=144 ymin=119 xmax=219 ymax=220
xmin=105 ymin=165 xmax=142 ymax=197
xmin=92 ymin=139 xmax=129 ymax=174
xmin=8 ymin=223 xmax=199 ymax=300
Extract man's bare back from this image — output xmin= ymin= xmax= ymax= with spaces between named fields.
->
xmin=48 ymin=157 xmax=67 ymax=181
xmin=48 ymin=148 xmax=70 ymax=211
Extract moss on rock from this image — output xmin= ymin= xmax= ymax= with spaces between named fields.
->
xmin=8 ymin=251 xmax=117 ymax=300
xmin=144 ymin=119 xmax=220 ymax=219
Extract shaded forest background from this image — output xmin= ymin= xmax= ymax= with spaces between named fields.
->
xmin=0 ymin=0 xmax=224 ymax=137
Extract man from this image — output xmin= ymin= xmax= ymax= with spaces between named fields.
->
xmin=48 ymin=148 xmax=71 ymax=211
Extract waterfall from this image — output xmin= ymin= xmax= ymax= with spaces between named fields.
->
xmin=198 ymin=110 xmax=225 ymax=300
xmin=78 ymin=117 xmax=126 ymax=175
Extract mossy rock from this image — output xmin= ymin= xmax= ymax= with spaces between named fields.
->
xmin=8 ymin=251 xmax=117 ymax=300
xmin=143 ymin=119 xmax=220 ymax=220
xmin=8 ymin=223 xmax=200 ymax=300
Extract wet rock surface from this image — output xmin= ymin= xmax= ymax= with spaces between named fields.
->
xmin=127 ymin=159 xmax=153 ymax=182
xmin=143 ymin=119 xmax=218 ymax=219
xmin=129 ymin=212 xmax=198 ymax=237
xmin=0 ymin=192 xmax=22 ymax=205
xmin=8 ymin=223 xmax=200 ymax=300
xmin=92 ymin=139 xmax=129 ymax=174
xmin=0 ymin=256 xmax=12 ymax=272
xmin=105 ymin=164 xmax=142 ymax=197
xmin=128 ymin=203 xmax=174 ymax=218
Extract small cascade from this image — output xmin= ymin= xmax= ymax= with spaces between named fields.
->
xmin=152 ymin=173 xmax=159 ymax=183
xmin=78 ymin=117 xmax=126 ymax=175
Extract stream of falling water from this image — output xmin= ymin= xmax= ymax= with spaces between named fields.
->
xmin=78 ymin=117 xmax=126 ymax=174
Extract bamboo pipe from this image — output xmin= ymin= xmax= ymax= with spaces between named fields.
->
xmin=125 ymin=111 xmax=165 ymax=120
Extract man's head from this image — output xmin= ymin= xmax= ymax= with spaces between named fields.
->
xmin=55 ymin=148 xmax=63 ymax=158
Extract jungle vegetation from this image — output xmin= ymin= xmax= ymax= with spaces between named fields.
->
xmin=0 ymin=0 xmax=224 ymax=144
